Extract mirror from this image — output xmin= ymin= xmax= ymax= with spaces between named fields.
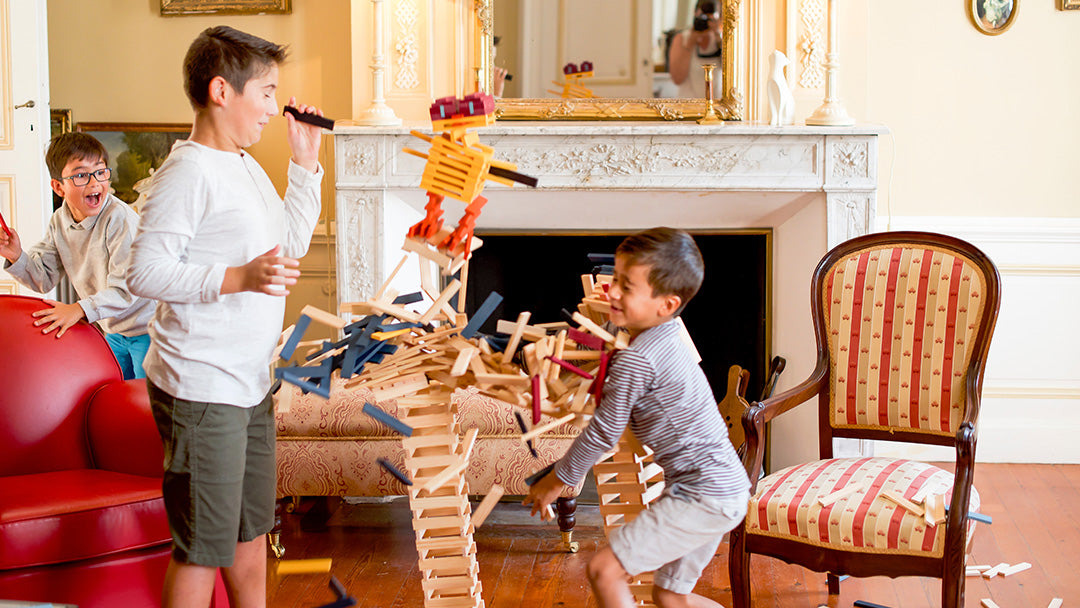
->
xmin=477 ymin=0 xmax=743 ymax=121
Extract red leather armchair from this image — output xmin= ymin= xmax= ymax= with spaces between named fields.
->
xmin=0 ymin=295 xmax=227 ymax=607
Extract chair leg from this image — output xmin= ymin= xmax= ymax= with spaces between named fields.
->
xmin=942 ymin=554 xmax=966 ymax=607
xmin=728 ymin=525 xmax=751 ymax=608
xmin=555 ymin=496 xmax=579 ymax=553
xmin=827 ymin=573 xmax=841 ymax=595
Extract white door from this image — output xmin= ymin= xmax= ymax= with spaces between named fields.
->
xmin=0 ymin=0 xmax=51 ymax=296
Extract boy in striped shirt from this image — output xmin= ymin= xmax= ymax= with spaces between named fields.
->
xmin=525 ymin=227 xmax=751 ymax=608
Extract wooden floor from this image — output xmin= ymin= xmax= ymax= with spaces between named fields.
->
xmin=267 ymin=464 xmax=1080 ymax=608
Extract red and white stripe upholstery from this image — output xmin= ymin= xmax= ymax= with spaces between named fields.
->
xmin=747 ymin=457 xmax=980 ymax=557
xmin=824 ymin=245 xmax=990 ymax=436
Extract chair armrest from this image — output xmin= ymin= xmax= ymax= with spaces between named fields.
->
xmin=85 ymin=379 xmax=164 ymax=478
xmin=944 ymin=422 xmax=977 ymax=570
xmin=740 ymin=359 xmax=829 ymax=491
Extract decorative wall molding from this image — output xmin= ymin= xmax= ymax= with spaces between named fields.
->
xmin=0 ymin=0 xmax=13 ymax=149
xmin=798 ymin=0 xmax=825 ymax=89
xmin=393 ymin=0 xmax=419 ymax=90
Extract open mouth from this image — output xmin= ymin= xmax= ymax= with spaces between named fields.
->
xmin=85 ymin=193 xmax=102 ymax=207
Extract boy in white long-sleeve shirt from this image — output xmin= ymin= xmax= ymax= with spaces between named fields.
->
xmin=127 ymin=25 xmax=326 ymax=608
xmin=0 ymin=132 xmax=154 ymax=379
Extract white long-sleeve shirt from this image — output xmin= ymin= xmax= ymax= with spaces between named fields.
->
xmin=128 ymin=140 xmax=322 ymax=407
xmin=3 ymin=194 xmax=154 ymax=336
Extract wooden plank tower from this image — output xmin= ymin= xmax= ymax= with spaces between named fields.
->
xmin=592 ymin=430 xmax=666 ymax=606
xmin=400 ymin=384 xmax=485 ymax=608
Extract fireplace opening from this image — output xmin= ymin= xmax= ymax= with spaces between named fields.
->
xmin=463 ymin=231 xmax=770 ymax=404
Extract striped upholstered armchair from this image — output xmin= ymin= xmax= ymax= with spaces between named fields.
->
xmin=729 ymin=231 xmax=1001 ymax=608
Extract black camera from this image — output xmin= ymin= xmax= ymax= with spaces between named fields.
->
xmin=693 ymin=2 xmax=717 ymax=31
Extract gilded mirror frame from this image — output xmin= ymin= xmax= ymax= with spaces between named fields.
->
xmin=473 ymin=0 xmax=744 ymax=121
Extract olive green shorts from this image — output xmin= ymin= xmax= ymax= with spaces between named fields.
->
xmin=148 ymin=381 xmax=276 ymax=568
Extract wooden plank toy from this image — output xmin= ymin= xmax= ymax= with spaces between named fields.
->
xmin=362 ymin=402 xmax=414 ymax=437
xmin=377 ymin=457 xmax=413 ymax=486
xmin=470 ymin=484 xmax=505 ymax=528
xmin=461 ymin=291 xmax=503 ymax=339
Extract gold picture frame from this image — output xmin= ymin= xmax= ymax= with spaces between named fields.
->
xmin=75 ymin=122 xmax=191 ymax=205
xmin=1060 ymin=0 xmax=1080 ymax=9
xmin=160 ymin=0 xmax=291 ymax=16
xmin=481 ymin=0 xmax=744 ymax=121
xmin=50 ymin=109 xmax=73 ymax=139
xmin=969 ymin=0 xmax=1018 ymax=35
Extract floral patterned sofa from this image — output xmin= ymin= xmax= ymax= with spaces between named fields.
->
xmin=274 ymin=378 xmax=583 ymax=552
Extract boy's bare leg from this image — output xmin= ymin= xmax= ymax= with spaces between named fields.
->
xmin=587 ymin=547 xmax=637 ymax=608
xmin=653 ymin=587 xmax=726 ymax=608
xmin=222 ymin=535 xmax=268 ymax=607
xmin=162 ymin=560 xmax=216 ymax=608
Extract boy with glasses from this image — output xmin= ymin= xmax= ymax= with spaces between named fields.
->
xmin=127 ymin=25 xmax=324 ymax=607
xmin=0 ymin=132 xmax=154 ymax=379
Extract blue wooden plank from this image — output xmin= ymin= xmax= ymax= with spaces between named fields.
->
xmin=461 ymin=291 xmax=503 ymax=339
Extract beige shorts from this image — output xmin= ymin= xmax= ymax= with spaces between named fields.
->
xmin=609 ymin=483 xmax=749 ymax=594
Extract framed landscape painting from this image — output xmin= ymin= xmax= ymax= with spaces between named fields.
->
xmin=160 ymin=0 xmax=291 ymax=15
xmin=75 ymin=122 xmax=191 ymax=205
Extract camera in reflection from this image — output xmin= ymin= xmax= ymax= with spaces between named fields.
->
xmin=693 ymin=2 xmax=717 ymax=31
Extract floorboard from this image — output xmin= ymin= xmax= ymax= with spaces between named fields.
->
xmin=268 ymin=464 xmax=1080 ymax=607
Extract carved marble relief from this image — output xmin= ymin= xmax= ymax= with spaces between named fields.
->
xmin=340 ymin=193 xmax=379 ymax=303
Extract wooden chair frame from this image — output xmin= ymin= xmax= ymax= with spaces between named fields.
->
xmin=728 ymin=231 xmax=1002 ymax=608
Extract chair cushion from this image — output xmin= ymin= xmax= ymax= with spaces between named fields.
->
xmin=746 ymin=457 xmax=980 ymax=558
xmin=0 ymin=470 xmax=169 ymax=570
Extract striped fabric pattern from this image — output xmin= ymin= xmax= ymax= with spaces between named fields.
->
xmin=824 ymin=244 xmax=989 ymax=435
xmin=745 ymin=457 xmax=980 ymax=557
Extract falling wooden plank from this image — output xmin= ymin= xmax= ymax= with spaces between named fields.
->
xmin=471 ymin=485 xmax=505 ymax=528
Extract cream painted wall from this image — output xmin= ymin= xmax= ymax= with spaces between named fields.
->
xmin=836 ymin=1 xmax=1078 ymax=219
xmin=48 ymin=0 xmax=352 ymax=336
xmin=47 ymin=0 xmax=351 ymax=204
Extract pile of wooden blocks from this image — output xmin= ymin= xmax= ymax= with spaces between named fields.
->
xmin=273 ymin=235 xmax=678 ymax=607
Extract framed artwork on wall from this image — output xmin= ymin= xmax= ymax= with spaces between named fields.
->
xmin=160 ymin=0 xmax=291 ymax=15
xmin=969 ymin=0 xmax=1018 ymax=35
xmin=1061 ymin=0 xmax=1080 ymax=9
xmin=50 ymin=109 xmax=73 ymax=139
xmin=75 ymin=122 xmax=191 ymax=205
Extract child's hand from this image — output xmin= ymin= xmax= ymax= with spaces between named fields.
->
xmin=222 ymin=245 xmax=300 ymax=296
xmin=522 ymin=471 xmax=567 ymax=521
xmin=32 ymin=300 xmax=86 ymax=338
xmin=0 ymin=225 xmax=21 ymax=264
xmin=284 ymin=96 xmax=323 ymax=173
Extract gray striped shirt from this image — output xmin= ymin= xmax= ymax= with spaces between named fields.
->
xmin=554 ymin=319 xmax=751 ymax=498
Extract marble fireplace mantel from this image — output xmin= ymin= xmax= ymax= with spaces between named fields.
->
xmin=332 ymin=122 xmax=887 ymax=469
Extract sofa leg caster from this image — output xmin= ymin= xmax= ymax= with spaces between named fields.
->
xmin=269 ymin=532 xmax=285 ymax=559
xmin=556 ymin=496 xmax=578 ymax=553
xmin=561 ymin=530 xmax=579 ymax=553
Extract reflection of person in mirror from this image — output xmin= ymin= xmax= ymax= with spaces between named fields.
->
xmin=668 ymin=0 xmax=722 ymax=98
xmin=493 ymin=36 xmax=508 ymax=98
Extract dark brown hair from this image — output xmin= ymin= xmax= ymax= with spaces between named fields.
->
xmin=183 ymin=26 xmax=288 ymax=109
xmin=616 ymin=227 xmax=705 ymax=314
xmin=45 ymin=132 xmax=109 ymax=180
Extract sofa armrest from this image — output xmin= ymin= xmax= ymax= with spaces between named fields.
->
xmin=86 ymin=380 xmax=164 ymax=478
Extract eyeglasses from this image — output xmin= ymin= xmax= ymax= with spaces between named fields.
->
xmin=60 ymin=168 xmax=111 ymax=187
